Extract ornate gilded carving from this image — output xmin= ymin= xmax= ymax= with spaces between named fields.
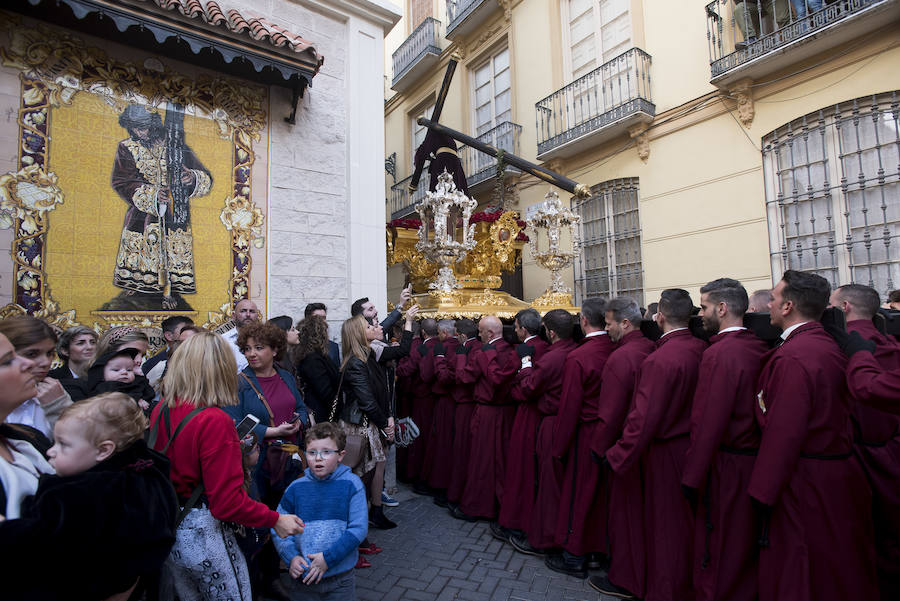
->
xmin=0 ymin=16 xmax=267 ymax=331
xmin=731 ymin=79 xmax=754 ymax=128
xmin=628 ymin=123 xmax=650 ymax=162
xmin=387 ymin=227 xmax=437 ymax=293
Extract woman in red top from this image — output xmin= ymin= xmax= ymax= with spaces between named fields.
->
xmin=150 ymin=331 xmax=304 ymax=601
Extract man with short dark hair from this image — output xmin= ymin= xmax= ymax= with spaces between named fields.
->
xmin=830 ymin=283 xmax=900 ymax=600
xmin=442 ymin=318 xmax=480 ymax=511
xmin=303 ymin=302 xmax=340 ymax=369
xmin=142 ymin=315 xmax=194 ymax=380
xmin=680 ymin=278 xmax=767 ymax=601
xmin=586 ymin=296 xmax=655 ymax=597
xmin=408 ymin=318 xmax=440 ymax=493
xmin=423 ymin=319 xmax=460 ymax=504
xmin=750 ymin=270 xmax=877 ymax=601
xmin=507 ymin=309 xmax=578 ymax=556
xmin=351 ymin=285 xmax=412 ymax=335
xmin=542 ymin=298 xmax=615 ymax=578
xmin=495 ymin=309 xmax=576 ymax=546
xmin=598 ymin=290 xmax=706 ymax=600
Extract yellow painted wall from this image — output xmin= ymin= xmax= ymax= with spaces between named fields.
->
xmin=386 ymin=0 xmax=900 ymax=308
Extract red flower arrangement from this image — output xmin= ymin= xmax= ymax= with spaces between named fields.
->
xmin=387 ymin=218 xmax=422 ymax=229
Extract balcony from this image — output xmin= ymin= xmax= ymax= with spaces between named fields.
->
xmin=388 ymin=175 xmax=427 ymax=220
xmin=459 ymin=121 xmax=523 ymax=193
xmin=705 ymin=0 xmax=900 ymax=88
xmin=536 ymin=48 xmax=654 ymax=161
xmin=392 ymin=17 xmax=443 ymax=93
xmin=446 ymin=0 xmax=501 ymax=40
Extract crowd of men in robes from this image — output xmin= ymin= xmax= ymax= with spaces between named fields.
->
xmin=393 ymin=270 xmax=899 ymax=601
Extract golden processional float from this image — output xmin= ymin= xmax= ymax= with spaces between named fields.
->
xmin=386 ymin=56 xmax=590 ymax=319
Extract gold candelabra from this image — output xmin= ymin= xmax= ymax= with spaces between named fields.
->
xmin=528 ymin=189 xmax=581 ymax=310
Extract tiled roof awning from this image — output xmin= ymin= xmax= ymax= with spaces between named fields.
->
xmin=7 ymin=0 xmax=325 ymax=121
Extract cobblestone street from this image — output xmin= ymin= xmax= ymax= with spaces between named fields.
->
xmin=353 ymin=486 xmax=612 ymax=601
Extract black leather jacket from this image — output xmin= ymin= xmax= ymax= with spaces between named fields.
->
xmin=341 ymin=355 xmax=388 ymax=428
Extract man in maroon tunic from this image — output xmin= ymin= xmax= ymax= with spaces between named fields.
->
xmin=444 ymin=319 xmax=480 ymax=512
xmin=491 ymin=308 xmax=549 ymax=541
xmin=456 ymin=315 xmax=518 ymax=520
xmin=846 ymin=339 xmax=900 ymax=414
xmin=403 ymin=319 xmax=439 ymax=490
xmin=749 ymin=270 xmax=877 ymax=601
xmin=423 ymin=319 xmax=460 ymax=505
xmin=831 ymin=284 xmax=900 ymax=600
xmin=394 ymin=330 xmax=422 ymax=481
xmin=600 ymin=289 xmax=706 ymax=601
xmin=539 ymin=298 xmax=614 ymax=578
xmin=586 ymin=297 xmax=654 ymax=597
xmin=680 ymin=279 xmax=767 ymax=601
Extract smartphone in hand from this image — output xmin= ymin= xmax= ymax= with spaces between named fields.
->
xmin=236 ymin=414 xmax=261 ymax=438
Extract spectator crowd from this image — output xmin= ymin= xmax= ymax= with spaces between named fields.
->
xmin=0 ymin=273 xmax=899 ymax=601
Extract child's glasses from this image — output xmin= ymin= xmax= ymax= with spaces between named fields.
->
xmin=305 ymin=449 xmax=339 ymax=459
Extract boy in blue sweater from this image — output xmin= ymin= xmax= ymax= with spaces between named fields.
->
xmin=273 ymin=422 xmax=368 ymax=600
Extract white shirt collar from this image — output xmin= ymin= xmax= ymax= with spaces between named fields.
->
xmin=523 ymin=335 xmax=538 ymax=344
xmin=718 ymin=326 xmax=747 ymax=334
xmin=488 ymin=336 xmax=503 ymax=345
xmin=660 ymin=327 xmax=688 ymax=339
xmin=584 ymin=330 xmax=607 ymax=339
xmin=780 ymin=321 xmax=810 ymax=341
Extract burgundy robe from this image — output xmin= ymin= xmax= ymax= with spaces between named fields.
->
xmin=682 ymin=329 xmax=767 ymax=601
xmin=847 ymin=349 xmax=900 ymax=415
xmin=497 ymin=337 xmax=566 ymax=532
xmin=394 ymin=336 xmax=422 ymax=480
xmin=460 ymin=338 xmax=518 ymax=518
xmin=551 ymin=333 xmax=616 ymax=556
xmin=447 ymin=338 xmax=480 ymax=503
xmin=529 ymin=341 xmax=580 ymax=550
xmin=399 ymin=337 xmax=437 ymax=481
xmin=846 ymin=319 xmax=900 ymax=601
xmin=591 ymin=330 xmax=655 ymax=594
xmin=748 ymin=322 xmax=877 ymax=601
xmin=606 ymin=329 xmax=706 ymax=601
xmin=424 ymin=337 xmax=459 ymax=490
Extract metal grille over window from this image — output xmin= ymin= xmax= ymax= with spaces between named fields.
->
xmin=573 ymin=177 xmax=643 ymax=305
xmin=763 ymin=91 xmax=900 ymax=297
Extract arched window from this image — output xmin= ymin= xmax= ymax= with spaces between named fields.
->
xmin=762 ymin=92 xmax=900 ymax=297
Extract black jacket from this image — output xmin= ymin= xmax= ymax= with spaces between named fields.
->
xmin=0 ymin=440 xmax=178 ymax=601
xmin=296 ymin=351 xmax=340 ymax=423
xmin=340 ymin=330 xmax=412 ymax=428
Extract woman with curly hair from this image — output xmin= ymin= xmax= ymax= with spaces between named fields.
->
xmin=292 ymin=316 xmax=339 ymax=423
xmin=227 ymin=321 xmax=309 ymax=600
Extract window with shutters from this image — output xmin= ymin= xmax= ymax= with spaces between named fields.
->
xmin=470 ymin=46 xmax=511 ymax=173
xmin=762 ymin=92 xmax=900 ymax=298
xmin=410 ymin=101 xmax=436 ymax=165
xmin=573 ymin=177 xmax=644 ymax=305
xmin=564 ymin=0 xmax=632 ymax=81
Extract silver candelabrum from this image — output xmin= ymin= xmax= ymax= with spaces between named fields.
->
xmin=415 ymin=170 xmax=477 ymax=293
xmin=527 ymin=188 xmax=581 ymax=307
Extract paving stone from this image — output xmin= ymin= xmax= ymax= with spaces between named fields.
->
xmin=353 ymin=484 xmax=597 ymax=601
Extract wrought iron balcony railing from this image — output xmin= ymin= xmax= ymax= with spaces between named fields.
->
xmin=446 ymin=0 xmax=492 ymax=37
xmin=392 ymin=17 xmax=442 ymax=89
xmin=459 ymin=121 xmax=522 ymax=188
xmin=705 ymin=0 xmax=893 ymax=82
xmin=388 ymin=175 xmax=427 ymax=220
xmin=535 ymin=48 xmax=654 ymax=158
